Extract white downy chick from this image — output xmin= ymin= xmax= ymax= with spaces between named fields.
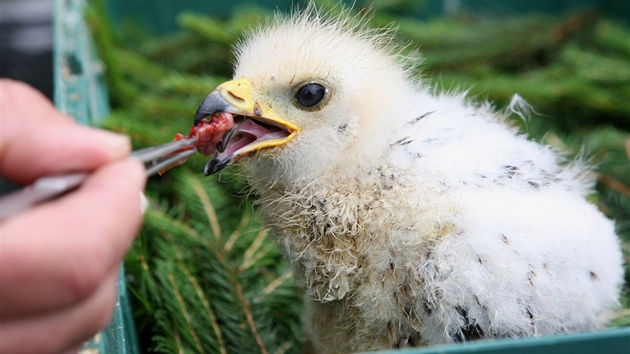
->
xmin=193 ymin=6 xmax=624 ymax=353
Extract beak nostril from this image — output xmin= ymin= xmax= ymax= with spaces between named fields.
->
xmin=226 ymin=90 xmax=246 ymax=104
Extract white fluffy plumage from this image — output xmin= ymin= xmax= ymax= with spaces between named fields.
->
xmin=213 ymin=6 xmax=624 ymax=353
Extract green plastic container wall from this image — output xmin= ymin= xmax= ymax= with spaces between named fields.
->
xmin=53 ymin=0 xmax=630 ymax=353
xmin=53 ymin=0 xmax=139 ymax=353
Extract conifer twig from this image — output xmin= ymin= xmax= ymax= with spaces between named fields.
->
xmin=224 ymin=213 xmax=252 ymax=253
xmin=242 ymin=229 xmax=270 ymax=269
xmin=598 ymin=175 xmax=630 ymax=198
xmin=174 ymin=328 xmax=184 ymax=354
xmin=550 ymin=11 xmax=598 ymax=44
xmin=255 ymin=271 xmax=294 ymax=303
xmin=168 ymin=272 xmax=204 ymax=353
xmin=272 ymin=341 xmax=293 ymax=354
xmin=242 ymin=242 xmax=276 ymax=271
xmin=234 ymin=281 xmax=269 ymax=354
xmin=189 ymin=175 xmax=222 ymax=242
xmin=181 ymin=265 xmax=227 ymax=354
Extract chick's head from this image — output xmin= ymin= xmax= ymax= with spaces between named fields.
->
xmin=196 ymin=9 xmax=418 ymax=184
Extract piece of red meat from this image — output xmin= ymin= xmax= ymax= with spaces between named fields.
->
xmin=159 ymin=112 xmax=235 ymax=174
xmin=175 ymin=112 xmax=235 ymax=156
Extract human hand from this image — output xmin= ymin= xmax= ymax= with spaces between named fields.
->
xmin=0 ymin=79 xmax=147 ymax=354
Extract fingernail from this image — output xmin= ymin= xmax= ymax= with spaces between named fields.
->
xmin=139 ymin=191 xmax=148 ymax=215
xmin=105 ymin=132 xmax=132 ymax=159
xmin=89 ymin=129 xmax=131 ymax=159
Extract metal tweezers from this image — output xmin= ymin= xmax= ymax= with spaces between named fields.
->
xmin=0 ymin=138 xmax=197 ymax=220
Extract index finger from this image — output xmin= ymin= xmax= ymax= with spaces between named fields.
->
xmin=0 ymin=79 xmax=131 ymax=184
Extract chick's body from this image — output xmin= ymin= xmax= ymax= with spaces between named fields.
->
xmin=211 ymin=8 xmax=623 ymax=353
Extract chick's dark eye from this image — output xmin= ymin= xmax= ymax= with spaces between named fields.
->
xmin=295 ymin=83 xmax=326 ymax=108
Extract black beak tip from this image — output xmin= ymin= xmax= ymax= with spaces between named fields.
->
xmin=204 ymin=155 xmax=231 ymax=176
xmin=194 ymin=90 xmax=231 ymax=125
xmin=194 ymin=109 xmax=210 ymax=125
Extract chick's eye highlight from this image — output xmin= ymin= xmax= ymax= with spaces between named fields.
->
xmin=295 ymin=83 xmax=327 ymax=109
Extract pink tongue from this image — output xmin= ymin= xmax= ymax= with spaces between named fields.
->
xmin=239 ymin=119 xmax=274 ymax=138
xmin=222 ymin=118 xmax=288 ymax=156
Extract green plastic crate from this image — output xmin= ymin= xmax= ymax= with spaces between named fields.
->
xmin=53 ymin=0 xmax=630 ymax=353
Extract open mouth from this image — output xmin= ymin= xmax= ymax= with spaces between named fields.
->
xmin=216 ymin=114 xmax=292 ymax=157
xmin=164 ymin=111 xmax=294 ymax=176
xmin=197 ymin=112 xmax=296 ymax=175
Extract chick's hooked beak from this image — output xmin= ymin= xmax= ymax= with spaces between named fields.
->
xmin=194 ymin=77 xmax=299 ymax=176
